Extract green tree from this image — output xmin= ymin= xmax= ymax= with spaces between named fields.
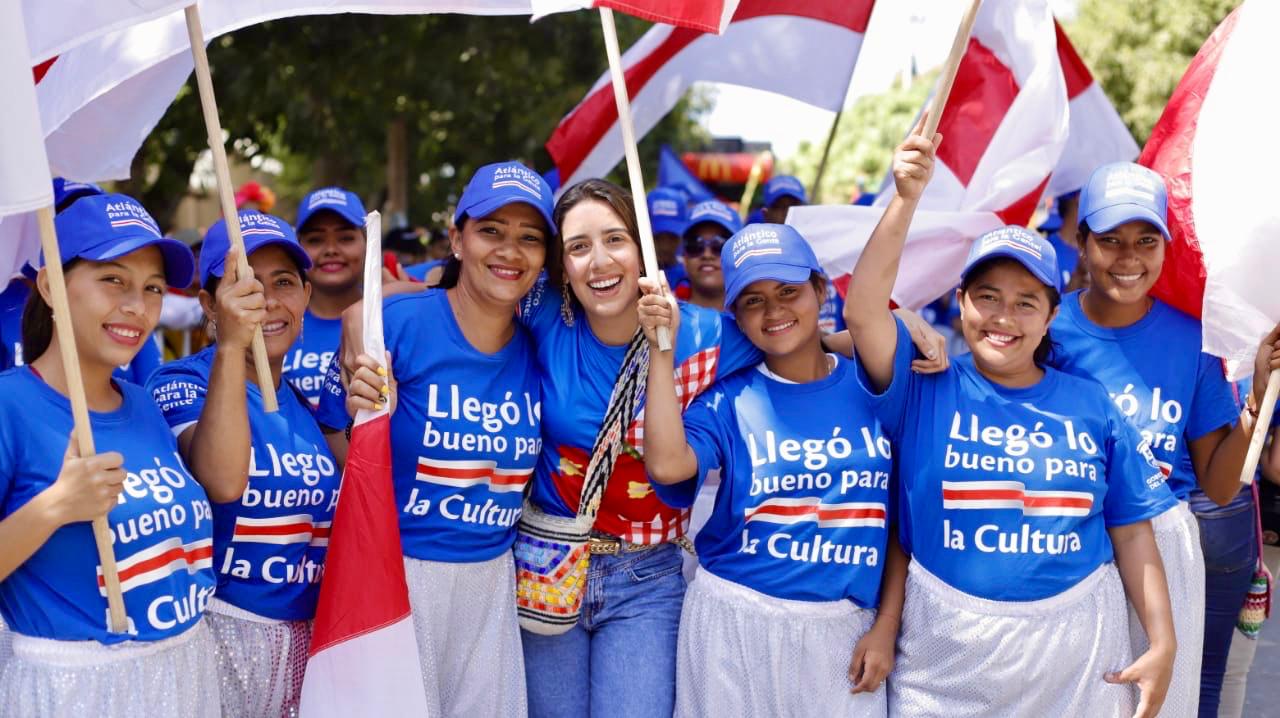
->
xmin=1068 ymin=0 xmax=1242 ymax=145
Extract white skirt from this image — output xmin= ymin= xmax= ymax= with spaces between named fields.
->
xmin=404 ymin=551 xmax=526 ymax=718
xmin=207 ymin=599 xmax=312 ymax=717
xmin=0 ymin=619 xmax=220 ymax=717
xmin=890 ymin=561 xmax=1136 ymax=718
xmin=1132 ymin=501 xmax=1203 ymax=718
xmin=675 ymin=570 xmax=885 ymax=718
xmin=0 ymin=616 xmax=11 ymax=673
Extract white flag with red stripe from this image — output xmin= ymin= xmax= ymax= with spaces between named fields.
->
xmin=790 ymin=0 xmax=1068 ymax=310
xmin=299 ymin=215 xmax=429 ymax=716
xmin=0 ymin=1 xmax=52 ymax=280
xmin=22 ymin=0 xmax=191 ymax=66
xmin=532 ymin=0 xmax=740 ymax=33
xmin=546 ymin=0 xmax=876 ymax=191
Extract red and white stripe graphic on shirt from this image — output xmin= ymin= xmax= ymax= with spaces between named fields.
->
xmin=745 ymin=497 xmax=887 ymax=528
xmin=414 ymin=457 xmax=531 ymax=494
xmin=233 ymin=514 xmax=328 ymax=545
xmin=97 ymin=536 xmax=214 ymax=595
xmin=626 ymin=511 xmax=691 ymax=545
xmin=626 ymin=346 xmax=720 ymax=450
xmin=941 ymin=480 xmax=1093 ymax=517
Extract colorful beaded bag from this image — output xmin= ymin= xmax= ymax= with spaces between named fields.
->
xmin=1238 ymin=479 xmax=1272 ymax=639
xmin=514 ymin=330 xmax=649 ymax=635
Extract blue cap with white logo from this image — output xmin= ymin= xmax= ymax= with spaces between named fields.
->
xmin=200 ymin=210 xmax=312 ymax=285
xmin=684 ymin=200 xmax=742 ymax=239
xmin=454 ymin=161 xmax=556 ymax=235
xmin=961 ymin=225 xmax=1061 ymax=292
xmin=51 ymin=194 xmax=195 ymax=288
xmin=1078 ymin=162 xmax=1171 ymax=241
xmin=762 ymin=175 xmax=807 ymax=207
xmin=722 ymin=223 xmax=824 ymax=312
xmin=296 ymin=186 xmax=367 ymax=231
xmin=52 ymin=177 xmax=104 ymax=212
xmin=648 ymin=187 xmax=688 ymax=236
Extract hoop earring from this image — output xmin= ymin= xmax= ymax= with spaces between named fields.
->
xmin=560 ymin=282 xmax=575 ymax=327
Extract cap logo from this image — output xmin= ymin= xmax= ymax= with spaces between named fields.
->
xmin=980 ymin=227 xmax=1042 ymax=260
xmin=731 ymin=227 xmax=783 ymax=267
xmin=307 ymin=188 xmax=350 ymax=209
xmin=491 ymin=165 xmax=542 ymax=199
xmin=105 ymin=200 xmax=161 ymax=238
xmin=694 ymin=201 xmax=734 ymax=223
xmin=1103 ymin=166 xmax=1158 ymax=204
xmin=652 ymin=199 xmax=680 ymax=217
xmin=238 ymin=212 xmax=287 ymax=239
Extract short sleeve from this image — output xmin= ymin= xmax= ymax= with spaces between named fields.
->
xmin=1102 ymin=412 xmax=1178 ymax=527
xmin=1186 ymin=352 xmax=1238 ymax=441
xmin=516 ymin=273 xmax=562 ymax=343
xmin=314 ymin=355 xmax=348 ymax=431
xmin=145 ymin=362 xmax=208 ymax=434
xmin=715 ymin=314 xmax=763 ymax=377
xmin=650 ymin=388 xmax=728 ymax=510
xmin=852 ymin=316 xmax=919 ymax=441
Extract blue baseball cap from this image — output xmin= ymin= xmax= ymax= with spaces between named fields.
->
xmin=684 ymin=200 xmax=742 ymax=239
xmin=722 ymin=223 xmax=824 ymax=312
xmin=200 ymin=210 xmax=312 ymax=285
xmin=961 ymin=226 xmax=1061 ymax=292
xmin=296 ymin=186 xmax=367 ymax=231
xmin=50 ymin=194 xmax=195 ymax=288
xmin=52 ymin=177 xmax=104 ymax=212
xmin=1036 ymin=204 xmax=1063 ymax=233
xmin=648 ymin=187 xmax=688 ymax=236
xmin=762 ymin=175 xmax=807 ymax=207
xmin=1078 ymin=162 xmax=1171 ymax=241
xmin=454 ymin=161 xmax=556 ymax=235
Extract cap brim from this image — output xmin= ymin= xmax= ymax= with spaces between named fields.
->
xmin=1083 ymin=204 xmax=1171 ymax=241
xmin=962 ymin=247 xmax=1060 ymax=292
xmin=724 ymin=262 xmax=817 ymax=313
xmin=765 ymin=189 xmax=806 ymax=206
xmin=297 ymin=205 xmax=365 ymax=232
xmin=1036 ymin=215 xmax=1063 ymax=232
xmin=98 ymin=235 xmax=196 ymax=288
xmin=201 ymin=236 xmax=313 ymax=285
xmin=461 ymin=195 xmax=556 ymax=236
xmin=685 ymin=218 xmax=737 ymax=240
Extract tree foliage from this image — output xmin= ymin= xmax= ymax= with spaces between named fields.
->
xmin=123 ymin=12 xmax=707 ymax=228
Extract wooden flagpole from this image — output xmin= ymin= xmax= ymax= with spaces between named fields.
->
xmin=35 ymin=206 xmax=127 ymax=633
xmin=599 ymin=7 xmax=672 ymax=352
xmin=184 ymin=4 xmax=279 ymax=410
xmin=1241 ymin=372 xmax=1279 ymax=484
xmin=923 ymin=0 xmax=983 ymax=139
xmin=809 ymin=108 xmax=843 ymax=205
xmin=738 ymin=151 xmax=771 ymax=221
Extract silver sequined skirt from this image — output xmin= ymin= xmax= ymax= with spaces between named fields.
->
xmin=206 ymin=598 xmax=312 ymax=718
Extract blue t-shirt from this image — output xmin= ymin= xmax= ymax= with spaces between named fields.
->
xmin=282 ymin=309 xmax=342 ymax=408
xmin=404 ymin=259 xmax=446 ymax=283
xmin=859 ymin=318 xmax=1177 ymax=601
xmin=0 ymin=279 xmax=163 ymax=384
xmin=653 ymin=357 xmax=891 ymax=605
xmin=318 ymin=288 xmax=542 ymax=562
xmin=148 ymin=346 xmax=339 ymax=620
xmin=663 ymin=262 xmax=688 ymax=292
xmin=818 ymin=279 xmax=846 ymax=334
xmin=0 ymin=369 xmax=215 ymax=643
xmin=517 ymin=277 xmax=760 ymax=543
xmin=1051 ymin=292 xmax=1238 ymax=501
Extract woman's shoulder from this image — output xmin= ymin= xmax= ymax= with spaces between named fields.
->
xmin=147 ymin=346 xmax=213 ymax=388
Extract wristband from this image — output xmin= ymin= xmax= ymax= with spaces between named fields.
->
xmin=345 ymin=419 xmax=355 ymax=441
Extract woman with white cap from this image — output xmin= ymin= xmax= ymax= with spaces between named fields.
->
xmin=639 ymin=221 xmax=912 ymax=717
xmin=325 ymin=161 xmax=553 ymax=716
xmin=146 ymin=209 xmax=338 ymax=716
xmin=0 ymin=194 xmax=217 ymax=716
xmin=1050 ymin=161 xmax=1280 ymax=716
xmin=845 ymin=120 xmax=1178 ymax=717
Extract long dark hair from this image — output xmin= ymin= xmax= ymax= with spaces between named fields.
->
xmin=548 ymin=179 xmax=640 ymax=311
xmin=21 ymin=259 xmax=81 ymax=363
xmin=958 ymin=258 xmax=1061 ymax=365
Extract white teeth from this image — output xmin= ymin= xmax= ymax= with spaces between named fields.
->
xmin=589 ymin=277 xmax=621 ymax=290
xmin=985 ymin=332 xmax=1015 ymax=346
xmin=764 ymin=320 xmax=797 ymax=334
xmin=263 ymin=321 xmax=286 ymax=333
xmin=490 ymin=266 xmax=520 ymax=278
xmin=107 ymin=326 xmax=140 ymax=339
xmin=1112 ymin=273 xmax=1141 ymax=282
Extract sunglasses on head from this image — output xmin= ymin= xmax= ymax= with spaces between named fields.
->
xmin=683 ymin=235 xmax=727 ymax=256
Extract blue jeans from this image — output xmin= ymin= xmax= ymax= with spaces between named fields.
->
xmin=1191 ymin=489 xmax=1257 ymax=717
xmin=522 ymin=543 xmax=685 ymax=718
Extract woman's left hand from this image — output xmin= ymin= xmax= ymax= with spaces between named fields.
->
xmin=893 ymin=307 xmax=949 ymax=374
xmin=1250 ymin=323 xmax=1280 ymax=409
xmin=847 ymin=620 xmax=896 ymax=695
xmin=637 ymin=274 xmax=680 ymax=349
xmin=1104 ymin=646 xmax=1174 ymax=718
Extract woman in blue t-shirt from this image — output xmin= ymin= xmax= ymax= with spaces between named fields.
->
xmin=0 ymin=194 xmax=218 ymax=716
xmin=1050 ymin=161 xmax=1280 ymax=716
xmin=639 ymin=223 xmax=909 ymax=717
xmin=844 ymin=120 xmax=1178 ymax=717
xmin=329 ymin=161 xmax=552 ymax=716
xmin=146 ymin=210 xmax=339 ymax=716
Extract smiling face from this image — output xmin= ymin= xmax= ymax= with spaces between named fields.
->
xmin=560 ymin=199 xmax=641 ymax=322
xmin=246 ymin=245 xmax=312 ymax=362
xmin=733 ymin=277 xmax=824 ymax=357
xmin=1081 ymin=219 xmax=1165 ymax=306
xmin=452 ymin=202 xmax=548 ymax=309
xmin=55 ymin=246 xmax=167 ymax=371
xmin=957 ymin=259 xmax=1059 ymax=381
xmin=297 ymin=211 xmax=365 ymax=295
xmin=683 ymin=222 xmax=729 ymax=296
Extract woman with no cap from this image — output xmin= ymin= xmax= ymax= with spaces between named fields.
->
xmin=0 ymin=194 xmax=218 ymax=716
xmin=846 ymin=119 xmax=1178 ymax=717
xmin=146 ymin=210 xmax=340 ymax=716
xmin=1049 ymin=161 xmax=1280 ymax=716
xmin=324 ymin=161 xmax=552 ymax=716
xmin=638 ymin=222 xmax=920 ymax=717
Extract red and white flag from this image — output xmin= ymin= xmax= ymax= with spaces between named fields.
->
xmin=22 ymin=0 xmax=191 ymax=66
xmin=791 ymin=0 xmax=1068 ymax=309
xmin=1139 ymin=0 xmax=1280 ymax=378
xmin=546 ymin=0 xmax=876 ymax=190
xmin=299 ymin=214 xmax=429 ymax=717
xmin=532 ymin=0 xmax=740 ymax=33
xmin=0 ymin=1 xmax=52 ymax=281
